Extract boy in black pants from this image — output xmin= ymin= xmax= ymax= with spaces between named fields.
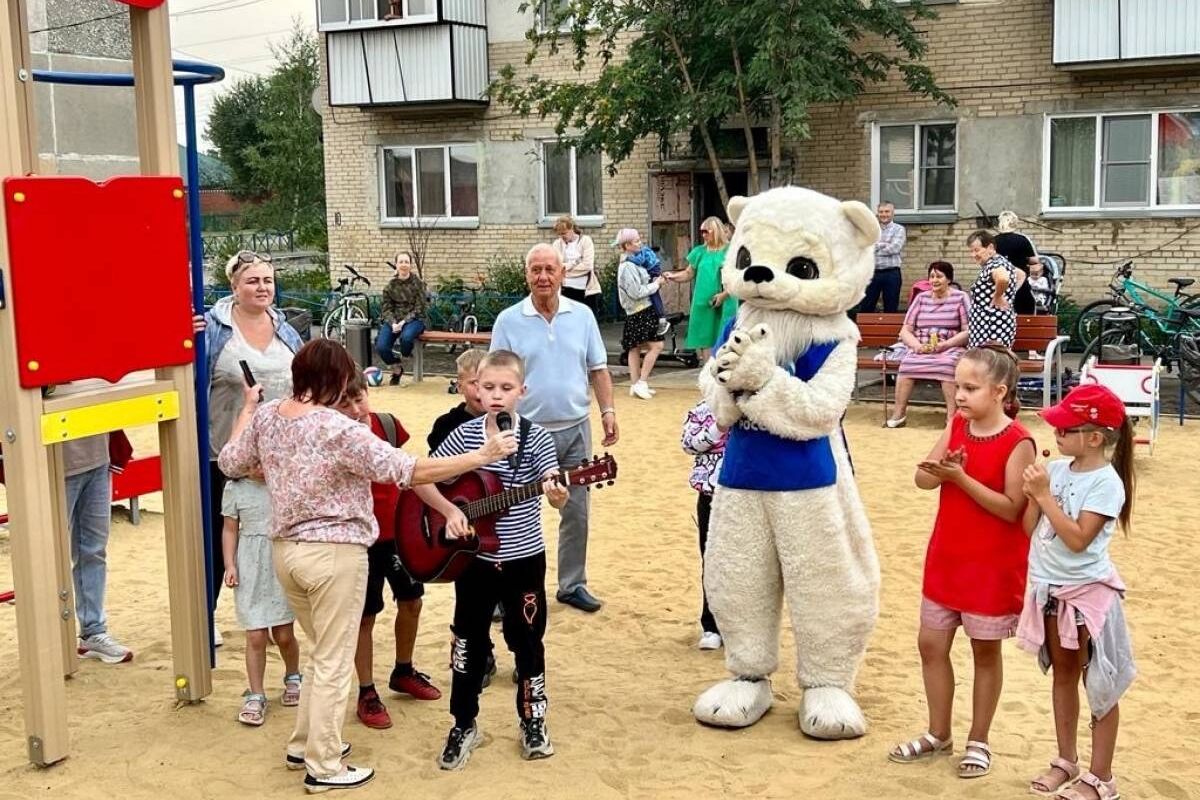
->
xmin=431 ymin=350 xmax=567 ymax=769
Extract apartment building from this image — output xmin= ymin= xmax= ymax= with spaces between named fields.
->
xmin=318 ymin=0 xmax=1200 ymax=302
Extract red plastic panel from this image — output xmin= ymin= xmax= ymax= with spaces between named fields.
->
xmin=3 ymin=176 xmax=194 ymax=387
xmin=111 ymin=456 xmax=163 ymax=501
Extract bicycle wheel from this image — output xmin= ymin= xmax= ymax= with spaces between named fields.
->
xmin=323 ymin=304 xmax=367 ymax=341
xmin=1074 ymin=300 xmax=1115 ymax=349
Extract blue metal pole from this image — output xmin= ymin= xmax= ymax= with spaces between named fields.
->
xmin=184 ymin=85 xmax=216 ymax=665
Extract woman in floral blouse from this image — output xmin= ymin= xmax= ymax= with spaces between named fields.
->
xmin=219 ymin=338 xmax=515 ymax=792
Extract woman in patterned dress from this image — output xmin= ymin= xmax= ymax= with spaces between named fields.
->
xmin=886 ymin=262 xmax=971 ymax=428
xmin=966 ymin=230 xmax=1018 ymax=348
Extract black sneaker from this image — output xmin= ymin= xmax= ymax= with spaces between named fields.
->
xmin=438 ymin=724 xmax=480 ymax=771
xmin=520 ymin=718 xmax=554 ymax=760
xmin=302 ymin=764 xmax=374 ymax=793
xmin=286 ymin=741 xmax=352 ymax=770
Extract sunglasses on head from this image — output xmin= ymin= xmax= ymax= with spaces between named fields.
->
xmin=235 ymin=250 xmax=272 ymax=265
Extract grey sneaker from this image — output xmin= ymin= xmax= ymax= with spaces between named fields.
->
xmin=78 ymin=633 xmax=133 ymax=664
xmin=520 ymin=719 xmax=554 ymax=760
xmin=438 ymin=724 xmax=480 ymax=771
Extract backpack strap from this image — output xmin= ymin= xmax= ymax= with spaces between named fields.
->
xmin=375 ymin=412 xmax=400 ymax=448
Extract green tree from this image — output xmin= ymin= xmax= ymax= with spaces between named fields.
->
xmin=205 ymin=24 xmax=326 ymax=249
xmin=491 ymin=0 xmax=953 ymax=209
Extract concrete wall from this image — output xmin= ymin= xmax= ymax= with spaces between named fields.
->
xmin=29 ymin=0 xmax=140 ymax=179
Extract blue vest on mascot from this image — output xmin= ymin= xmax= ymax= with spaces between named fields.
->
xmin=714 ymin=321 xmax=839 ymax=492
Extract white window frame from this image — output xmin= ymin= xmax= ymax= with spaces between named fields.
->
xmin=533 ymin=0 xmax=600 ymax=33
xmin=1041 ymin=109 xmax=1200 ymax=214
xmin=317 ymin=0 xmax=437 ymax=33
xmin=870 ymin=121 xmax=959 ymax=215
xmin=538 ymin=140 xmax=604 ymax=224
xmin=378 ymin=143 xmax=480 ymax=228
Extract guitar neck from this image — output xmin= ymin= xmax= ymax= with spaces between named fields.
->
xmin=461 ymin=477 xmax=548 ymax=521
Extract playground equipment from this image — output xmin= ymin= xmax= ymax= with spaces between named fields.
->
xmin=0 ymin=0 xmax=212 ymax=766
xmin=1079 ymin=357 xmax=1162 ymax=454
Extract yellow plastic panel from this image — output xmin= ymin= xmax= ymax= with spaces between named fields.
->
xmin=41 ymin=391 xmax=179 ymax=444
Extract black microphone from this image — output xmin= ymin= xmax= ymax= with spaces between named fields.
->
xmin=495 ymin=411 xmax=518 ymax=471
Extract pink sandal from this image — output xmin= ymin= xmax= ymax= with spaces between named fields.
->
xmin=282 ymin=673 xmax=302 ymax=707
xmin=1055 ymin=772 xmax=1120 ymax=800
xmin=1030 ymin=757 xmax=1080 ymax=796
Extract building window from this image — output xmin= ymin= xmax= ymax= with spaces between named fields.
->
xmin=873 ymin=123 xmax=957 ymax=213
xmin=541 ymin=141 xmax=603 ymax=219
xmin=318 ymin=0 xmax=434 ymax=31
xmin=1045 ymin=111 xmax=1200 ymax=211
xmin=536 ymin=0 xmax=574 ymax=32
xmin=380 ymin=144 xmax=479 ymax=222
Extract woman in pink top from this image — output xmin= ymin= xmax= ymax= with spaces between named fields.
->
xmin=219 ymin=339 xmax=516 ymax=793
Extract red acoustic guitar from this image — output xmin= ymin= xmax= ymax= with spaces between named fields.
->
xmin=395 ymin=454 xmax=618 ymax=583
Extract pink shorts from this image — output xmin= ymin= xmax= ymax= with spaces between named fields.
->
xmin=920 ymin=597 xmax=1018 ymax=641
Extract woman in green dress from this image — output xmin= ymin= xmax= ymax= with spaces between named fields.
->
xmin=666 ymin=216 xmax=737 ymax=360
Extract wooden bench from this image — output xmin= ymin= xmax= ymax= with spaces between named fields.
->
xmin=413 ymin=331 xmax=493 ymax=382
xmin=854 ymin=313 xmax=1070 ymax=417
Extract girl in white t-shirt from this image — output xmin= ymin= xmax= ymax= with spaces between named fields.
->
xmin=1017 ymin=384 xmax=1136 ymax=800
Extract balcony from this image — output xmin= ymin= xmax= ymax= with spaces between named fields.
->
xmin=1054 ymin=0 xmax=1200 ymax=70
xmin=320 ymin=0 xmax=488 ymax=109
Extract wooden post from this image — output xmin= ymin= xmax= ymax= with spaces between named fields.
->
xmin=48 ymin=444 xmax=79 ymax=678
xmin=0 ymin=0 xmax=70 ymax=767
xmin=129 ymin=3 xmax=213 ymax=702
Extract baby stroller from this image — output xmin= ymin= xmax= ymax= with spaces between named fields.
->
xmin=1034 ymin=251 xmax=1067 ymax=314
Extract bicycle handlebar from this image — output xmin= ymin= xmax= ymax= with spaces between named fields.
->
xmin=342 ymin=263 xmax=371 ymax=288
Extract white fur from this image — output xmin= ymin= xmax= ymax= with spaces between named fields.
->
xmin=695 ymin=186 xmax=881 ymax=741
xmin=800 ymin=687 xmax=868 ymax=740
xmin=693 ymin=678 xmax=774 ymax=728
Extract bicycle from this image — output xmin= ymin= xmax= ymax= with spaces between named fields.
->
xmin=439 ymin=285 xmax=480 ymax=355
xmin=1074 ymin=260 xmax=1200 ymax=347
xmin=321 ymin=263 xmax=373 ymax=341
xmin=1079 ymin=305 xmax=1200 ymax=406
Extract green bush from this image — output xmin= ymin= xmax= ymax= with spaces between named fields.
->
xmin=280 ymin=267 xmax=331 ymax=295
xmin=481 ymin=253 xmax=528 ymax=295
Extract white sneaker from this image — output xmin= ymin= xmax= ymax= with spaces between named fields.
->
xmin=656 ymin=318 xmax=671 ymax=337
xmin=698 ymin=632 xmax=722 ymax=651
xmin=212 ymin=623 xmax=224 ymax=648
xmin=631 ymin=381 xmax=653 ymax=400
xmin=303 ymin=765 xmax=374 ymax=793
xmin=78 ymin=633 xmax=134 ymax=664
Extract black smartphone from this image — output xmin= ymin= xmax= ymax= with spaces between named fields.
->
xmin=239 ymin=360 xmax=263 ymax=402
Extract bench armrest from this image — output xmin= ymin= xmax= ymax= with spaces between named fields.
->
xmin=1042 ymin=335 xmax=1070 ymax=407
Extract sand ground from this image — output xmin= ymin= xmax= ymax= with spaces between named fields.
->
xmin=1 ymin=379 xmax=1197 ymax=799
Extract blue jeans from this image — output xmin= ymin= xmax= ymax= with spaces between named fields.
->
xmin=375 ymin=319 xmax=425 ymax=364
xmin=65 ymin=464 xmax=112 ymax=639
xmin=859 ymin=267 xmax=902 ymax=313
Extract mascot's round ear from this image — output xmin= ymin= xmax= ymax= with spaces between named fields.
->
xmin=727 ymin=195 xmax=749 ymax=225
xmin=841 ymin=201 xmax=881 ymax=248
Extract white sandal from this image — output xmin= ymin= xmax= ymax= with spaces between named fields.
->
xmin=958 ymin=740 xmax=992 ymax=778
xmin=884 ymin=415 xmax=907 ymax=429
xmin=888 ymin=732 xmax=952 ymax=763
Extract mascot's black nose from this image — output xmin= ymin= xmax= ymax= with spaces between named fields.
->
xmin=743 ymin=265 xmax=774 ymax=284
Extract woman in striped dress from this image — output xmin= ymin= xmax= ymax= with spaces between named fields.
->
xmin=886 ymin=262 xmax=971 ymax=428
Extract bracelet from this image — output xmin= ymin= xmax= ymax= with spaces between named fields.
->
xmin=600 ymin=407 xmax=616 ymax=416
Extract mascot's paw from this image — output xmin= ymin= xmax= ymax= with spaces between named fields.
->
xmin=714 ymin=325 xmax=776 ymax=394
xmin=693 ymin=677 xmax=773 ymax=728
xmin=798 ymin=687 xmax=867 ymax=740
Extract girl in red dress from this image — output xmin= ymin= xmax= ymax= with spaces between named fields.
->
xmin=888 ymin=346 xmax=1036 ymax=779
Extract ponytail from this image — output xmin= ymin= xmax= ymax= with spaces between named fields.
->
xmin=1106 ymin=418 xmax=1136 ymax=533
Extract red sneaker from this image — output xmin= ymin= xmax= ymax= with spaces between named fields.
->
xmin=356 ymin=688 xmax=393 ymax=729
xmin=389 ymin=669 xmax=442 ymax=701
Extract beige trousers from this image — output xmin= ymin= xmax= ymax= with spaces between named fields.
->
xmin=273 ymin=539 xmax=368 ymax=778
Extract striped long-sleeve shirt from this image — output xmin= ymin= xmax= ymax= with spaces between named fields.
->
xmin=875 ymin=221 xmax=907 ymax=271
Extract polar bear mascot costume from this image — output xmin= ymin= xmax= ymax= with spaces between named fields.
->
xmin=693 ymin=186 xmax=881 ymax=740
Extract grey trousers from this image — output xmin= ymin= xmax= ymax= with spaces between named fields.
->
xmin=548 ymin=419 xmax=591 ymax=594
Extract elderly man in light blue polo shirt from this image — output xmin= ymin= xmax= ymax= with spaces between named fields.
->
xmin=490 ymin=243 xmax=619 ymax=613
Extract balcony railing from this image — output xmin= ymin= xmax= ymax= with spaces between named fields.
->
xmin=1055 ymin=0 xmax=1200 ymax=69
xmin=321 ymin=0 xmax=488 ymax=108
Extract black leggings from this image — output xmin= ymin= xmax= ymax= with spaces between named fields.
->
xmin=697 ymin=492 xmax=719 ymax=635
xmin=450 ymin=552 xmax=547 ymax=728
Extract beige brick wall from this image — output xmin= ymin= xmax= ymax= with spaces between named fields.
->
xmin=320 ymin=1 xmax=1200 ymax=308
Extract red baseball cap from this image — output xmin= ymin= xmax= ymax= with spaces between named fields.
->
xmin=1038 ymin=384 xmax=1126 ymax=430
